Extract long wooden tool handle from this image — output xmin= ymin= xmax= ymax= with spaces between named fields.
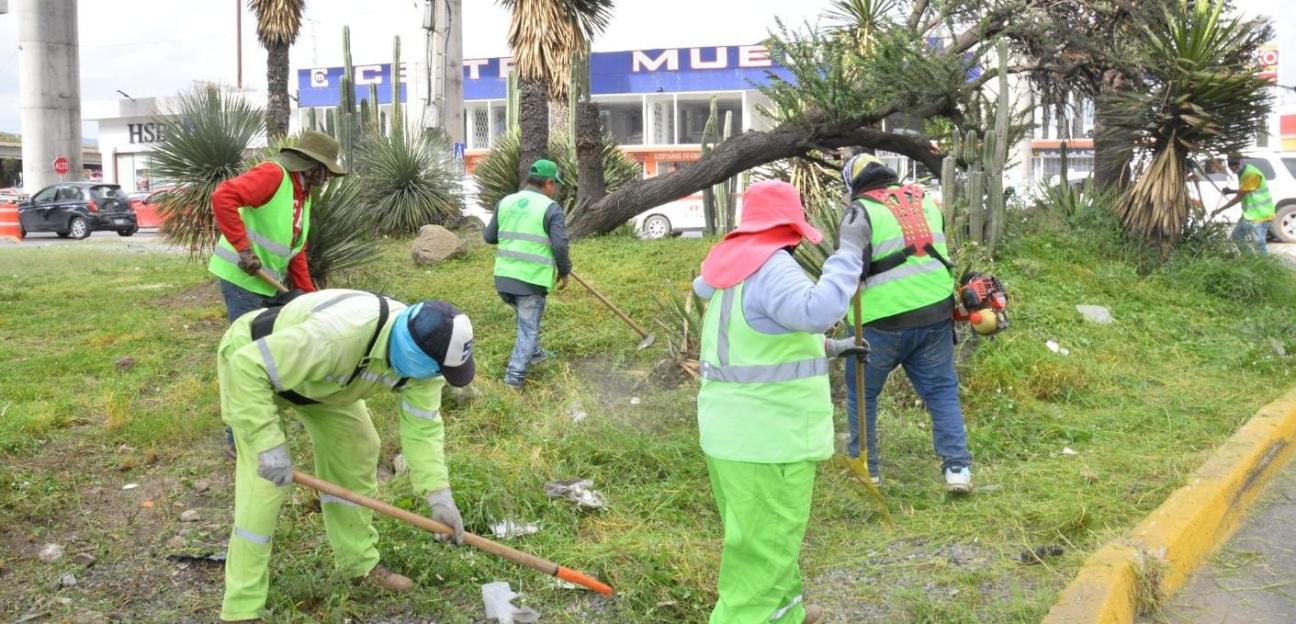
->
xmin=291 ymin=470 xmax=614 ymax=596
xmin=256 ymin=268 xmax=290 ymax=294
xmin=569 ymin=272 xmax=650 ymax=339
xmin=852 ymin=289 xmax=868 ymax=467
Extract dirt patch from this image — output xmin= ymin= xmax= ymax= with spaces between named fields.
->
xmin=151 ymin=279 xmax=222 ymax=311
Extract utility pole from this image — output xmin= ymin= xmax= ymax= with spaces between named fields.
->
xmin=425 ymin=0 xmax=464 ymax=156
xmin=236 ymin=0 xmax=243 ymax=89
xmin=17 ymin=0 xmax=82 ymax=193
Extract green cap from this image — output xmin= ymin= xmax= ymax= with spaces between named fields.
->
xmin=529 ymin=159 xmax=563 ymax=184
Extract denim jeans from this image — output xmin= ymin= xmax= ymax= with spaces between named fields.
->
xmin=844 ymin=318 xmax=972 ymax=475
xmin=500 ymin=292 xmax=547 ymax=386
xmin=1231 ymin=219 xmax=1270 ymax=254
xmin=218 ymin=278 xmax=268 ymax=323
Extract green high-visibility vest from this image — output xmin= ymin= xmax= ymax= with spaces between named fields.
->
xmin=207 ymin=163 xmax=311 ymax=296
xmin=493 ymin=189 xmax=557 ymax=289
xmin=696 ymin=281 xmax=833 ymax=463
xmin=852 ymin=190 xmax=954 ymax=325
xmin=1241 ymin=163 xmax=1276 ymax=222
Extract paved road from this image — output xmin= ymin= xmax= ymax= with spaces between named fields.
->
xmin=1141 ymin=464 xmax=1296 ymax=624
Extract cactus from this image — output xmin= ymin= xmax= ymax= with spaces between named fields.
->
xmin=945 ymin=38 xmax=1012 ymax=251
xmin=986 ymin=37 xmax=1010 ymax=251
xmin=391 ymin=36 xmax=402 ymax=139
xmin=505 ymin=71 xmax=519 ymax=133
xmin=307 ymin=107 xmax=318 ymax=132
xmin=940 ymin=156 xmax=957 ymax=232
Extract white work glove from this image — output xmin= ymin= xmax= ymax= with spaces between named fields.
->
xmin=826 ymin=337 xmax=870 ymax=363
xmin=837 ymin=202 xmax=870 ymax=258
xmin=256 ymin=444 xmax=293 ymax=486
xmin=425 ymin=487 xmax=465 ymax=545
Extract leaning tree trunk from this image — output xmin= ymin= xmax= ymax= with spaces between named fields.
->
xmin=574 ymin=101 xmax=606 ymax=216
xmin=1092 ymin=70 xmax=1131 ymax=192
xmin=265 ymin=41 xmax=291 ymax=141
xmin=518 ymin=78 xmax=550 ymax=184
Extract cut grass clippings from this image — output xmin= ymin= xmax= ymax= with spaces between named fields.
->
xmin=0 ymin=224 xmax=1293 ymax=623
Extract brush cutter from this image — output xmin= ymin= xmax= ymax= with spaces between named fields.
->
xmin=569 ymin=272 xmax=656 ymax=350
xmin=842 ymin=289 xmax=891 ymax=520
xmin=292 ymin=470 xmax=614 ymax=595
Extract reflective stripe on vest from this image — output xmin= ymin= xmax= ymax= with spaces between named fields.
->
xmin=700 ymin=287 xmax=829 ymax=383
xmin=1241 ymin=164 xmax=1276 ymax=222
xmin=207 ymin=163 xmax=311 ymax=296
xmin=493 ymin=189 xmax=557 ymax=289
xmin=854 ymin=191 xmax=954 ymax=325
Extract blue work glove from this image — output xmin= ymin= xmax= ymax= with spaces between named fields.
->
xmin=425 ymin=488 xmax=465 ymax=545
xmin=826 ymin=337 xmax=870 ymax=363
xmin=256 ymin=444 xmax=293 ymax=486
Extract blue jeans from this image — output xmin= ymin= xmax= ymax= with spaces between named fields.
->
xmin=501 ymin=292 xmax=547 ymax=386
xmin=1231 ymin=219 xmax=1270 ymax=254
xmin=218 ymin=278 xmax=268 ymax=323
xmin=844 ymin=319 xmax=972 ymax=475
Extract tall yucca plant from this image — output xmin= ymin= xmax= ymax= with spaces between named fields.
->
xmin=249 ymin=0 xmax=306 ymax=140
xmin=150 ymin=86 xmax=264 ymax=254
xmin=1104 ymin=0 xmax=1272 ymax=248
xmin=357 ymin=131 xmax=464 ymax=236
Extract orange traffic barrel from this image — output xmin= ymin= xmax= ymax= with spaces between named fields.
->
xmin=0 ymin=202 xmax=22 ymax=243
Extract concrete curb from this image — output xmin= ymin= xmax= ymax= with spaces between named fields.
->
xmin=1043 ymin=387 xmax=1296 ymax=623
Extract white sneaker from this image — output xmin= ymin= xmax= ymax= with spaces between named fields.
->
xmin=944 ymin=467 xmax=972 ymax=494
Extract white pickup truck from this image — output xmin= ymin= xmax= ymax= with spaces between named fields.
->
xmin=1190 ymin=151 xmax=1296 ymax=243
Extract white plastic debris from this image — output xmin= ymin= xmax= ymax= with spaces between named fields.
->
xmin=482 ymin=581 xmax=540 ymax=623
xmin=544 ymin=478 xmax=608 ymax=510
xmin=1075 ymin=305 xmax=1114 ymax=325
xmin=1045 ymin=340 xmax=1071 ymax=356
xmin=489 ymin=519 xmax=541 ymax=539
xmin=1062 ymin=447 xmax=1078 ymax=456
xmin=629 ymin=396 xmax=641 ymax=405
xmin=567 ymin=400 xmax=588 ymax=424
xmin=121 ymin=483 xmax=139 ymax=491
xmin=392 ymin=453 xmax=409 ymax=475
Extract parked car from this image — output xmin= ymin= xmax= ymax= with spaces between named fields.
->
xmin=128 ymin=187 xmax=172 ymax=228
xmin=633 ymin=192 xmax=708 ymax=239
xmin=17 ymin=182 xmax=138 ymax=239
xmin=1190 ymin=152 xmax=1296 ymax=242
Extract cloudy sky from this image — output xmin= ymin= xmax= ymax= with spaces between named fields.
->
xmin=0 ymin=0 xmax=1285 ymax=139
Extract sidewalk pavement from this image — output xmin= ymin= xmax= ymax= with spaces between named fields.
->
xmin=1140 ymin=463 xmax=1296 ymax=623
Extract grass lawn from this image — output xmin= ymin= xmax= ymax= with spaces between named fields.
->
xmin=1 ymin=223 xmax=1293 ymax=623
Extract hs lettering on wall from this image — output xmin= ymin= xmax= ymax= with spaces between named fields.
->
xmin=127 ymin=123 xmax=168 ymax=144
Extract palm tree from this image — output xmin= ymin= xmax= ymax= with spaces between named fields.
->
xmin=249 ymin=0 xmax=306 ymax=141
xmin=497 ymin=0 xmax=614 ymax=183
xmin=1104 ymin=0 xmax=1272 ymax=248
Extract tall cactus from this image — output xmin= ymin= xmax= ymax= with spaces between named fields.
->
xmin=986 ymin=38 xmax=1010 ymax=251
xmin=391 ymin=36 xmax=402 ymax=139
xmin=504 ymin=71 xmax=520 ymax=134
xmin=699 ymin=97 xmax=738 ymax=235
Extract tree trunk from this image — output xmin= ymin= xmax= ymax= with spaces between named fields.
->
xmin=518 ymin=78 xmax=549 ymax=183
xmin=265 ymin=41 xmax=291 ymax=141
xmin=549 ymin=98 xmax=571 ymax=141
xmin=566 ymin=120 xmax=944 ymax=238
xmin=574 ymin=101 xmax=606 ymax=218
xmin=1092 ymin=70 xmax=1131 ymax=192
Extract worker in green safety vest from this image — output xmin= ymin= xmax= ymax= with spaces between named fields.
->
xmin=216 ymin=290 xmax=475 ymax=623
xmin=209 ymin=130 xmax=347 ymax=322
xmin=838 ymin=154 xmax=973 ymax=494
xmin=1221 ymin=152 xmax=1275 ymax=254
xmin=483 ymin=159 xmax=572 ymax=389
xmin=693 ymin=179 xmax=871 ymax=624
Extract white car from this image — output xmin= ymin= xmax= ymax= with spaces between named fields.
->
xmin=1191 ymin=152 xmax=1296 ymax=242
xmin=633 ymin=192 xmax=708 ymax=239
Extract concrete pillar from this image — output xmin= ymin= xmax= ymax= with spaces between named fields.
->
xmin=18 ymin=0 xmax=82 ymax=193
xmin=426 ymin=0 xmax=464 ymax=146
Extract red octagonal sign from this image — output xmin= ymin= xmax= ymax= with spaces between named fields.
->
xmin=53 ymin=156 xmax=70 ymax=176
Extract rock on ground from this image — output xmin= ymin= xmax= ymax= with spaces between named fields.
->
xmin=38 ymin=543 xmax=65 ymax=563
xmin=1075 ymin=304 xmax=1114 ymax=325
xmin=179 ymin=509 xmax=200 ymax=522
xmin=411 ymin=225 xmax=467 ymax=266
xmin=72 ymin=552 xmax=97 ymax=567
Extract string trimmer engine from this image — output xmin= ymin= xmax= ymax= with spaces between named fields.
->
xmin=954 ymin=271 xmax=1008 ymax=336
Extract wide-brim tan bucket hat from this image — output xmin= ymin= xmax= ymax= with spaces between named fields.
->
xmin=280 ymin=130 xmax=347 ymax=176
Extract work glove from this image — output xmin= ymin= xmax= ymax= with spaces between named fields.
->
xmin=837 ymin=202 xmax=869 ymax=258
xmin=256 ymin=444 xmax=293 ymax=486
xmin=425 ymin=488 xmax=465 ymax=545
xmin=826 ymin=337 xmax=870 ymax=363
xmin=237 ymin=248 xmax=262 ymax=276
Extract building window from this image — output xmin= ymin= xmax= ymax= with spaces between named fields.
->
xmin=676 ymin=97 xmax=742 ymax=144
xmin=493 ymin=105 xmax=507 ymax=143
xmin=649 ymin=97 xmax=674 ymax=145
xmin=468 ymin=105 xmax=491 ymax=150
xmin=597 ymin=100 xmax=644 ymax=145
xmin=1032 ymin=149 xmax=1095 ymax=184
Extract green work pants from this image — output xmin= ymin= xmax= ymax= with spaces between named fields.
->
xmin=219 ymin=400 xmax=383 ymax=621
xmin=706 ymin=456 xmax=817 ymax=624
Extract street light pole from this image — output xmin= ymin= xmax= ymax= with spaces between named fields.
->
xmin=236 ymin=0 xmax=243 ymax=89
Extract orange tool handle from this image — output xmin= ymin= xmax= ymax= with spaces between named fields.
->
xmin=291 ymin=470 xmax=615 ymax=596
xmin=255 ymin=268 xmax=289 ymax=294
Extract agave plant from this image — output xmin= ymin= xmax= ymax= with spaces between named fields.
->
xmin=248 ymin=0 xmax=306 ymax=140
xmin=149 ymin=85 xmax=264 ymax=254
xmin=357 ymin=130 xmax=464 ymax=236
xmin=304 ymin=175 xmax=379 ymax=287
xmin=1104 ymin=0 xmax=1273 ymax=247
xmin=473 ymin=128 xmax=641 ymax=218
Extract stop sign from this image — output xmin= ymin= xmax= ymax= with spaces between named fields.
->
xmin=53 ymin=156 xmax=70 ymax=176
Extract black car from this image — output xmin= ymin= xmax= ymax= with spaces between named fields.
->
xmin=18 ymin=182 xmax=139 ymax=239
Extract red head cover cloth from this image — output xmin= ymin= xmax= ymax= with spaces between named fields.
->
xmin=700 ymin=180 xmax=823 ymax=289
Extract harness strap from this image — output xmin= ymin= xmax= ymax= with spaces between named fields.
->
xmin=861 ymin=184 xmax=954 ymax=277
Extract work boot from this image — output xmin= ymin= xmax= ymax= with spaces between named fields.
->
xmin=944 ymin=467 xmax=973 ymax=494
xmin=804 ymin=604 xmax=825 ymax=623
xmin=355 ymin=564 xmax=413 ymax=593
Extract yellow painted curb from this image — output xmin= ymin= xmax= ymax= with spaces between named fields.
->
xmin=1043 ymin=387 xmax=1296 ymax=624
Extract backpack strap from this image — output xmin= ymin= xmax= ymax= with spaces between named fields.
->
xmin=346 ymin=295 xmax=390 ymax=386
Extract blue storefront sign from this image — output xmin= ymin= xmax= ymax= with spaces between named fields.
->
xmin=296 ymin=44 xmax=791 ymax=108
xmin=297 ymin=63 xmax=409 ymax=108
